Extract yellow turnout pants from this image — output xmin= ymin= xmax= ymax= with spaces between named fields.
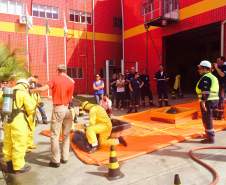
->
xmin=3 ymin=113 xmax=29 ymax=170
xmin=86 ymin=123 xmax=118 ymax=146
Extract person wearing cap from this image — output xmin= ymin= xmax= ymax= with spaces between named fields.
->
xmin=213 ymin=56 xmax=226 ymax=120
xmin=81 ymin=101 xmax=127 ymax=153
xmin=31 ymin=64 xmax=74 ymax=168
xmin=93 ymin=74 xmax=105 ymax=104
xmin=0 ymin=76 xmax=36 ymax=173
xmin=196 ymin=60 xmax=219 ymax=144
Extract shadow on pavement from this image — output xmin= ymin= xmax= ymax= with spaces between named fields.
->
xmin=86 ymin=171 xmax=107 ymax=179
xmin=26 ymin=151 xmax=50 ymax=167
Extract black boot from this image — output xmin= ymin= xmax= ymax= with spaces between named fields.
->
xmin=118 ymin=136 xmax=127 ymax=146
xmin=6 ymin=161 xmax=13 ymax=173
xmin=158 ymin=100 xmax=163 ymax=107
xmin=127 ymin=107 xmax=132 ymax=113
xmin=164 ymin=100 xmax=169 ymax=106
xmin=135 ymin=106 xmax=138 ymax=113
xmin=201 ymin=137 xmax=215 ymax=144
xmin=14 ymin=164 xmax=31 ymax=174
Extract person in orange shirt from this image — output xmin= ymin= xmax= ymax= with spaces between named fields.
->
xmin=32 ymin=64 xmax=74 ymax=168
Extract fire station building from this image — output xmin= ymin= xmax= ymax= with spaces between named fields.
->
xmin=123 ymin=0 xmax=226 ymax=92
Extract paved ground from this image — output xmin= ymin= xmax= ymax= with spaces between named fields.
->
xmin=1 ymin=95 xmax=226 ymax=185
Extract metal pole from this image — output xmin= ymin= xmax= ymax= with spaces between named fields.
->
xmin=121 ymin=0 xmax=125 ymax=63
xmin=106 ymin=60 xmax=110 ymax=95
xmin=135 ymin=61 xmax=138 ymax=72
xmin=26 ymin=21 xmax=29 ymax=72
xmin=221 ymin=20 xmax=226 ymax=56
xmin=45 ymin=20 xmax=50 ymax=96
xmin=146 ymin=27 xmax=149 ymax=73
xmin=92 ymin=0 xmax=96 ymax=76
xmin=85 ymin=0 xmax=88 ymax=94
xmin=121 ymin=59 xmax=124 ymax=74
xmin=64 ymin=35 xmax=67 ymax=67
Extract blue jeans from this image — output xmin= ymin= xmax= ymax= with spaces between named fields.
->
xmin=38 ymin=103 xmax=47 ymax=121
xmin=94 ymin=94 xmax=103 ymax=104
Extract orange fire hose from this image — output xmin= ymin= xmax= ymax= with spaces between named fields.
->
xmin=188 ymin=146 xmax=226 ymax=185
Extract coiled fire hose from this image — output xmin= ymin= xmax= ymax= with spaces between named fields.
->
xmin=188 ymin=146 xmax=226 ymax=185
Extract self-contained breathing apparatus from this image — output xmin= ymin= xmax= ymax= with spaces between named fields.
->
xmin=2 ymin=85 xmax=30 ymax=129
xmin=2 ymin=87 xmax=14 ymax=123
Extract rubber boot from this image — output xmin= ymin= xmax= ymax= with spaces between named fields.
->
xmin=6 ymin=161 xmax=13 ymax=173
xmin=127 ymin=107 xmax=132 ymax=113
xmin=164 ymin=100 xmax=169 ymax=106
xmin=158 ymin=100 xmax=163 ymax=107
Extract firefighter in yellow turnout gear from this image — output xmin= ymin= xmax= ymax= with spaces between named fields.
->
xmin=27 ymin=91 xmax=41 ymax=151
xmin=81 ymin=101 xmax=127 ymax=153
xmin=1 ymin=78 xmax=36 ymax=173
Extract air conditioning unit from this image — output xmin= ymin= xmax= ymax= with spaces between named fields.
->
xmin=19 ymin=15 xmax=27 ymax=24
xmin=19 ymin=15 xmax=33 ymax=28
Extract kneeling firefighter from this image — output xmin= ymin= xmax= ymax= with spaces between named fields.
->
xmin=196 ymin=60 xmax=219 ymax=144
xmin=0 ymin=76 xmax=36 ymax=173
xmin=81 ymin=101 xmax=127 ymax=153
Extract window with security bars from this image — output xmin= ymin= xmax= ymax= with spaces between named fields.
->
xmin=69 ymin=10 xmax=92 ymax=24
xmin=0 ymin=0 xmax=24 ymax=15
xmin=164 ymin=0 xmax=179 ymax=13
xmin=67 ymin=67 xmax=83 ymax=79
xmin=32 ymin=4 xmax=59 ymax=19
xmin=141 ymin=0 xmax=153 ymax=15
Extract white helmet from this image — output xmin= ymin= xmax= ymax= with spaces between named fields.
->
xmin=199 ymin=60 xmax=212 ymax=69
xmin=17 ymin=78 xmax=29 ymax=86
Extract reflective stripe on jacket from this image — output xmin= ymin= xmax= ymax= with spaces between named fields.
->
xmin=196 ymin=72 xmax=219 ymax=101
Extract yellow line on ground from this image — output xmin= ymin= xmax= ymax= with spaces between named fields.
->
xmin=124 ymin=0 xmax=226 ymax=39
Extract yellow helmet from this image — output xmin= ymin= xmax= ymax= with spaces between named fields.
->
xmin=81 ymin=101 xmax=95 ymax=111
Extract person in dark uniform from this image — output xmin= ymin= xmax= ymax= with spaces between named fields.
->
xmin=124 ymin=67 xmax=136 ymax=108
xmin=110 ymin=73 xmax=117 ymax=107
xmin=213 ymin=56 xmax=226 ymax=120
xmin=128 ymin=72 xmax=144 ymax=113
xmin=140 ymin=70 xmax=154 ymax=107
xmin=196 ymin=60 xmax=219 ymax=143
xmin=154 ymin=64 xmax=170 ymax=107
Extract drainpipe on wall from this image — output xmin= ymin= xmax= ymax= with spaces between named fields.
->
xmin=120 ymin=0 xmax=125 ymax=66
xmin=221 ymin=19 xmax=226 ymax=56
xmin=92 ymin=0 xmax=96 ymax=76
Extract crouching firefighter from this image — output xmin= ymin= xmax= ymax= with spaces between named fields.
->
xmin=0 ymin=77 xmax=36 ymax=173
xmin=80 ymin=101 xmax=127 ymax=153
xmin=196 ymin=60 xmax=219 ymax=144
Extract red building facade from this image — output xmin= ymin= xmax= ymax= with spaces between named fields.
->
xmin=0 ymin=0 xmax=122 ymax=94
xmin=123 ymin=0 xmax=226 ymax=91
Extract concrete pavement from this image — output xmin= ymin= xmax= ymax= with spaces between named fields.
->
xmin=1 ymin=95 xmax=226 ymax=185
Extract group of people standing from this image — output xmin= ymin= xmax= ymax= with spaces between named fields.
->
xmin=93 ymin=65 xmax=170 ymax=114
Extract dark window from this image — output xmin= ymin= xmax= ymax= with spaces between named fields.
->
xmin=81 ymin=13 xmax=86 ymax=23
xmin=75 ymin=14 xmax=80 ymax=22
xmin=32 ymin=4 xmax=59 ymax=19
xmin=113 ymin=17 xmax=122 ymax=28
xmin=87 ymin=13 xmax=92 ymax=24
xmin=142 ymin=0 xmax=153 ymax=15
xmin=69 ymin=11 xmax=74 ymax=21
xmin=67 ymin=67 xmax=83 ymax=79
xmin=69 ymin=9 xmax=92 ymax=24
